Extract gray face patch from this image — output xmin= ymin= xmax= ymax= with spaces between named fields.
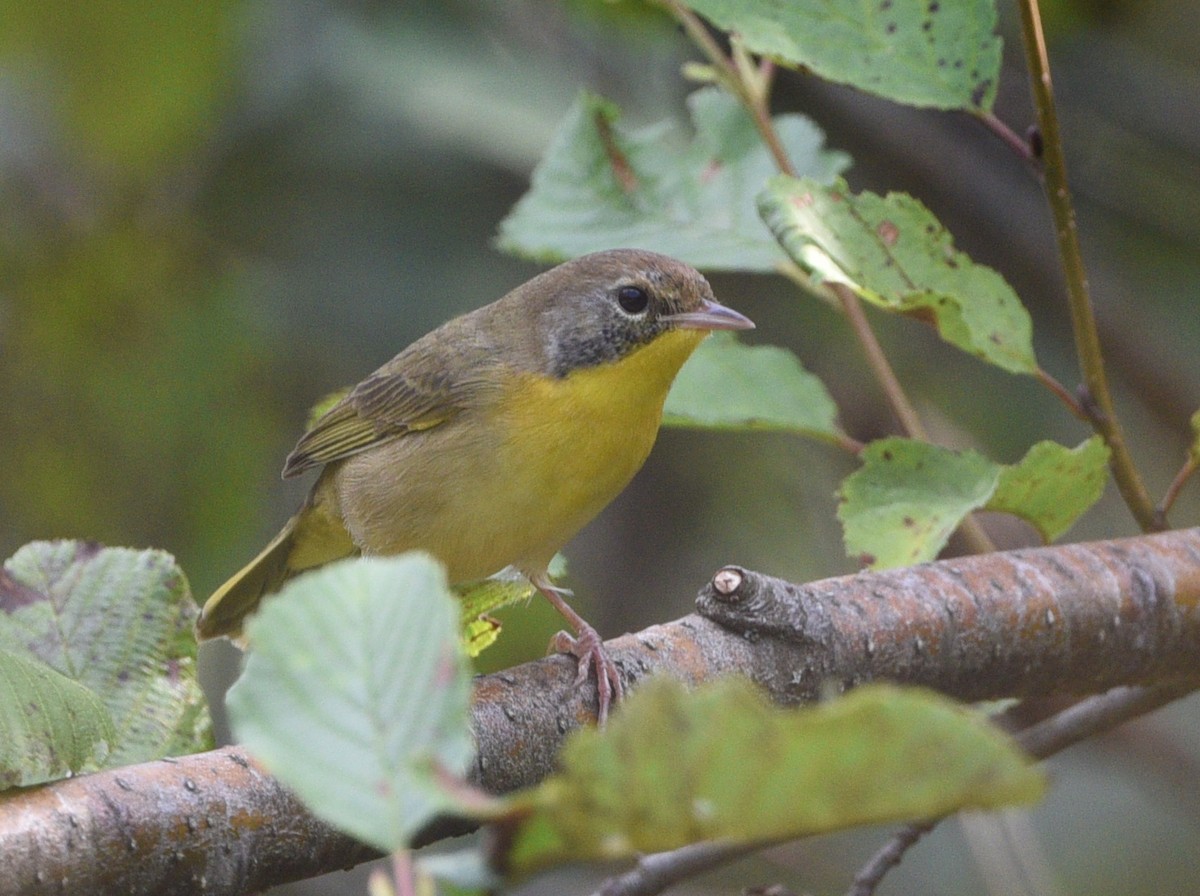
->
xmin=549 ymin=307 xmax=672 ymax=381
xmin=545 ymin=288 xmax=673 ymax=379
xmin=520 ymin=249 xmax=714 ymax=380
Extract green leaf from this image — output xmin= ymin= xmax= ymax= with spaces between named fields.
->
xmin=681 ymin=0 xmax=1001 ymax=112
xmin=455 ymin=555 xmax=567 ymax=658
xmin=0 ymin=541 xmax=212 ymax=767
xmin=0 ymin=648 xmax=116 ymax=789
xmin=227 ymin=554 xmax=475 ymax=854
xmin=759 ymin=175 xmax=1037 ymax=374
xmin=988 ymin=437 xmax=1110 ymax=542
xmin=839 ymin=438 xmax=999 ymax=568
xmin=839 ymin=438 xmax=1109 ymax=568
xmin=663 ymin=332 xmax=841 ymax=441
xmin=497 ymin=678 xmax=1043 ymax=875
xmin=497 ymin=89 xmax=849 ymax=271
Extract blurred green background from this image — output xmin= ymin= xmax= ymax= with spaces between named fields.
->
xmin=2 ymin=1 xmax=1198 ymax=893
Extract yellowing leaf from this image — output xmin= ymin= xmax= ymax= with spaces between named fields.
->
xmin=496 ymin=678 xmax=1044 ymax=875
xmin=989 ymin=437 xmax=1110 ymax=542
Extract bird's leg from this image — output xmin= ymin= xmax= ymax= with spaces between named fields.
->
xmin=531 ymin=572 xmax=623 ymax=725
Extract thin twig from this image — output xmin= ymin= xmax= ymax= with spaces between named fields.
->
xmin=595 ymin=840 xmax=761 ymax=896
xmin=846 ymin=680 xmax=1199 ymax=896
xmin=668 ymin=3 xmax=797 ymax=177
xmin=1155 ymin=455 xmax=1197 ymax=530
xmin=666 ymin=3 xmax=744 ymax=98
xmin=975 ymin=110 xmax=1040 ymax=169
xmin=831 ymin=283 xmax=929 ymax=441
xmin=846 ymin=820 xmax=938 ymax=896
xmin=831 ymin=284 xmax=996 ymax=555
xmin=836 ymin=430 xmax=867 ymax=455
xmin=1016 ymin=0 xmax=1159 ymax=532
xmin=1034 ymin=367 xmax=1088 ymax=422
xmin=1014 ymin=682 xmax=1198 ymax=759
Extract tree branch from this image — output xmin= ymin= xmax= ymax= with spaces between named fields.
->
xmin=2 ymin=529 xmax=1198 ymax=895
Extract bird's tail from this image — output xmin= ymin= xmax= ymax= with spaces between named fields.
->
xmin=196 ymin=514 xmax=301 ymax=641
xmin=197 ymin=487 xmax=358 ymax=641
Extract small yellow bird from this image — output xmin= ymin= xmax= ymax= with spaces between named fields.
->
xmin=198 ymin=249 xmax=753 ymax=721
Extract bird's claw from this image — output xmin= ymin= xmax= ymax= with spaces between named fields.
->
xmin=549 ymin=624 xmax=624 ymax=725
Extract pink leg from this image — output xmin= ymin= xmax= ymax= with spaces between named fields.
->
xmin=531 ymin=572 xmax=623 ymax=724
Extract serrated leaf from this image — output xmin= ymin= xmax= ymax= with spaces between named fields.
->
xmin=497 ymin=89 xmax=849 ymax=271
xmin=988 ymin=437 xmax=1110 ymax=542
xmin=0 ymin=541 xmax=211 ymax=767
xmin=840 ymin=438 xmax=1109 ymax=568
xmin=227 ymin=554 xmax=474 ymax=853
xmin=839 ymin=438 xmax=999 ymax=568
xmin=0 ymin=648 xmax=116 ymax=789
xmin=681 ymin=0 xmax=1001 ymax=112
xmin=497 ymin=678 xmax=1043 ymax=874
xmin=663 ymin=332 xmax=841 ymax=441
xmin=759 ymin=175 xmax=1036 ymax=374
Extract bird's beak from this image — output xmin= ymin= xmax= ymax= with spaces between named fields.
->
xmin=665 ymin=299 xmax=755 ymax=331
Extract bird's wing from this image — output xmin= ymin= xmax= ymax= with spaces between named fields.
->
xmin=281 ymin=346 xmax=503 ymax=478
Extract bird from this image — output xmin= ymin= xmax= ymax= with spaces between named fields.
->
xmin=197 ymin=248 xmax=754 ymax=722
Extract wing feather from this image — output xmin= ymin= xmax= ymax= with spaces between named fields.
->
xmin=282 ymin=340 xmax=505 ymax=477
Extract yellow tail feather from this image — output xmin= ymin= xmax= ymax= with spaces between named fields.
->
xmin=196 ymin=515 xmax=300 ymax=641
xmin=197 ymin=495 xmax=358 ymax=641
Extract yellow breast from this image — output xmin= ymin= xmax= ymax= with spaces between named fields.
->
xmin=489 ymin=327 xmax=708 ymax=573
xmin=328 ymin=327 xmax=708 ymax=583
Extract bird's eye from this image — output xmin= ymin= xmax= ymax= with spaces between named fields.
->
xmin=616 ymin=285 xmax=650 ymax=315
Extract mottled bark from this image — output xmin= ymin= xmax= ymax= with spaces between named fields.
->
xmin=2 ymin=529 xmax=1198 ymax=896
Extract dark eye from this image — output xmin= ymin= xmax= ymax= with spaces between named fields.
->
xmin=617 ymin=285 xmax=649 ymax=315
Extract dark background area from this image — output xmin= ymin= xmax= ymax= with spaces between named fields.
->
xmin=1 ymin=1 xmax=1198 ymax=893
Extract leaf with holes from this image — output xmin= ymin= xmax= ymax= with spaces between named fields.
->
xmin=839 ymin=438 xmax=1109 ymax=568
xmin=681 ymin=0 xmax=1001 ymax=111
xmin=759 ymin=175 xmax=1036 ymax=374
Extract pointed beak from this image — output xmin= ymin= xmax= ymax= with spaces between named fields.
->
xmin=665 ymin=298 xmax=755 ymax=331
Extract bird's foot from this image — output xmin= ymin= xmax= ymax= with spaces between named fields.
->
xmin=548 ymin=623 xmax=623 ymax=725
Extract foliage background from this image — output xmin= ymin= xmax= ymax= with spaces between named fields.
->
xmin=1 ymin=0 xmax=1198 ymax=893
